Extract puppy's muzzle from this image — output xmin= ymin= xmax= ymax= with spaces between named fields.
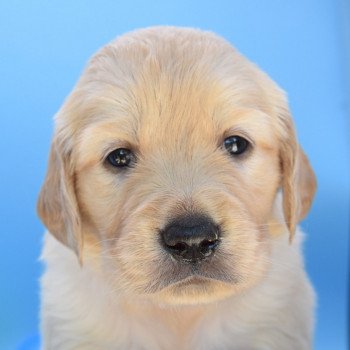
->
xmin=161 ymin=214 xmax=220 ymax=263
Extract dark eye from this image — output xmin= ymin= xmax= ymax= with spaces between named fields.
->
xmin=224 ymin=135 xmax=249 ymax=156
xmin=106 ymin=148 xmax=134 ymax=168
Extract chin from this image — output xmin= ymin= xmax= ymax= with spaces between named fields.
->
xmin=150 ymin=277 xmax=241 ymax=306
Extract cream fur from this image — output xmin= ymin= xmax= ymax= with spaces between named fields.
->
xmin=38 ymin=27 xmax=316 ymax=349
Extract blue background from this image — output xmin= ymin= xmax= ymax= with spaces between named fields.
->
xmin=0 ymin=1 xmax=349 ymax=349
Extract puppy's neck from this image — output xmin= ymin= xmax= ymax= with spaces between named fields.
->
xmin=120 ymin=297 xmax=208 ymax=342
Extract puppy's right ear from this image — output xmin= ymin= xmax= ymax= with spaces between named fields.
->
xmin=37 ymin=139 xmax=82 ymax=259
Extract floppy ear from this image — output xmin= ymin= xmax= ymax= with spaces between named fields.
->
xmin=37 ymin=139 xmax=83 ymax=259
xmin=280 ymin=123 xmax=317 ymax=241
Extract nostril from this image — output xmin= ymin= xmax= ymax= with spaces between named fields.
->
xmin=168 ymin=242 xmax=188 ymax=253
xmin=200 ymin=239 xmax=218 ymax=249
xmin=199 ymin=239 xmax=219 ymax=255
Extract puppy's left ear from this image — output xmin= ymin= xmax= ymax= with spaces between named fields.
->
xmin=37 ymin=138 xmax=83 ymax=260
xmin=280 ymin=119 xmax=317 ymax=241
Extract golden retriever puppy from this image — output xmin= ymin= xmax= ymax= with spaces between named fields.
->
xmin=38 ymin=26 xmax=317 ymax=349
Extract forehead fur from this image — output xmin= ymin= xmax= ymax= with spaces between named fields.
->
xmin=54 ymin=26 xmax=290 ymax=155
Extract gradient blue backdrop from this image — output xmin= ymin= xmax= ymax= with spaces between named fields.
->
xmin=0 ymin=1 xmax=349 ymax=349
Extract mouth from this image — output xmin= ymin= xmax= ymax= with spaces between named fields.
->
xmin=155 ymin=260 xmax=239 ymax=291
xmin=147 ymin=249 xmax=242 ymax=291
xmin=172 ymin=275 xmax=214 ymax=287
xmin=153 ymin=270 xmax=239 ymax=305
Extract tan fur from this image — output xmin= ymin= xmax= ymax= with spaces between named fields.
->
xmin=38 ymin=27 xmax=316 ymax=349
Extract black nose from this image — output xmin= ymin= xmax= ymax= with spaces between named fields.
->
xmin=161 ymin=214 xmax=220 ymax=262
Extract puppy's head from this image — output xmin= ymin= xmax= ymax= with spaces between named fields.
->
xmin=38 ymin=27 xmax=316 ymax=305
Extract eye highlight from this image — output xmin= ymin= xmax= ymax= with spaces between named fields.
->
xmin=224 ymin=135 xmax=250 ymax=156
xmin=106 ymin=148 xmax=134 ymax=168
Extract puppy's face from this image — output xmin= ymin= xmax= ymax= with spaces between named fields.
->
xmin=38 ymin=28 xmax=316 ymax=305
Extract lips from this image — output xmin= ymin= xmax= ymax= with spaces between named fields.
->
xmin=172 ymin=275 xmax=213 ymax=287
